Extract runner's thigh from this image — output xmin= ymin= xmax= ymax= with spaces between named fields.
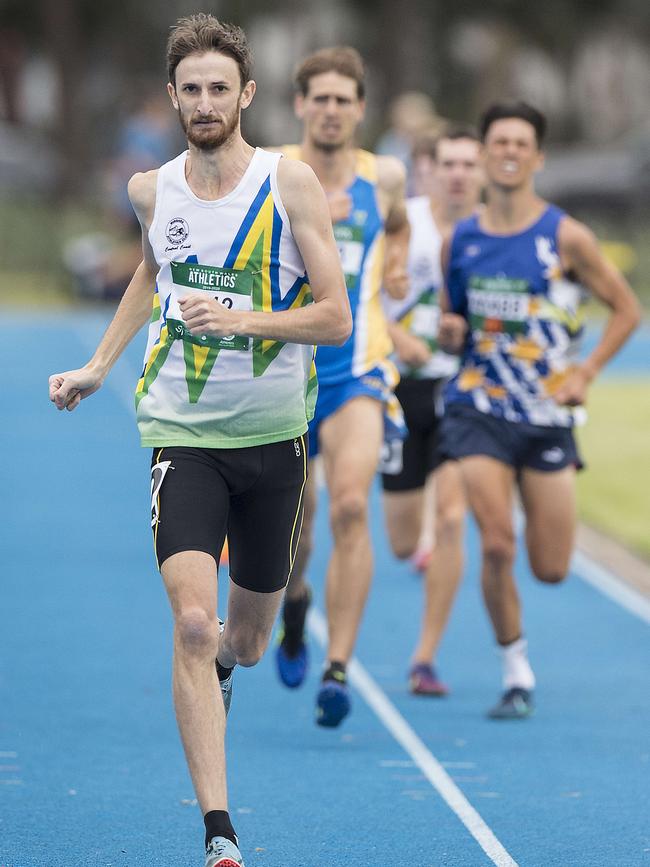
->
xmin=518 ymin=466 xmax=576 ymax=581
xmin=320 ymin=396 xmax=384 ymax=495
xmin=227 ymin=436 xmax=308 ymax=593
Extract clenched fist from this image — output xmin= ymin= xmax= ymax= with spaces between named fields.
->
xmin=179 ymin=294 xmax=242 ymax=338
xmin=437 ymin=313 xmax=468 ymax=353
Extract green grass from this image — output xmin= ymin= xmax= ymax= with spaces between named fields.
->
xmin=0 ymin=197 xmax=109 ymax=302
xmin=576 ymin=378 xmax=650 ymax=559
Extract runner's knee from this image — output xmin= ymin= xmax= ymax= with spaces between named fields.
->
xmin=533 ymin=567 xmax=567 ymax=585
xmin=175 ymin=607 xmax=218 ymax=657
xmin=482 ymin=528 xmax=515 ymax=571
xmin=390 ymin=537 xmax=416 ymax=560
xmin=436 ymin=502 xmax=464 ymax=544
xmin=330 ymin=490 xmax=367 ymax=535
xmin=228 ymin=628 xmax=269 ymax=667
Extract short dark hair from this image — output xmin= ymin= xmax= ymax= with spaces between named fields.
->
xmin=294 ymin=47 xmax=365 ymax=99
xmin=412 ymin=125 xmax=479 ymax=161
xmin=166 ymin=14 xmax=252 ymax=88
xmin=479 ymin=101 xmax=547 ymax=147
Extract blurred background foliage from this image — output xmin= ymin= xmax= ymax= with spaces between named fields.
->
xmin=1 ymin=0 xmax=649 ymax=304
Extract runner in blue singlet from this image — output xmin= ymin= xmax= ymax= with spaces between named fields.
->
xmin=438 ymin=101 xmax=640 ymax=720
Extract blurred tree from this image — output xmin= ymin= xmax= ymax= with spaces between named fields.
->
xmin=40 ymin=0 xmax=87 ymax=197
xmin=3 ymin=0 xmax=649 ymax=201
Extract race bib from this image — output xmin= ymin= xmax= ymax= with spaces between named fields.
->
xmin=410 ymin=302 xmax=440 ymax=350
xmin=467 ymin=276 xmax=530 ymax=335
xmin=167 ymin=261 xmax=253 ymax=350
xmin=334 ymin=224 xmax=364 ymax=290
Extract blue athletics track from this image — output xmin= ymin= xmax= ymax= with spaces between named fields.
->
xmin=1 ymin=310 xmax=649 ymax=867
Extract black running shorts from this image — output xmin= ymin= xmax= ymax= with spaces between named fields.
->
xmin=439 ymin=403 xmax=583 ymax=472
xmin=150 ymin=437 xmax=308 ymax=593
xmin=381 ymin=377 xmax=446 ymax=492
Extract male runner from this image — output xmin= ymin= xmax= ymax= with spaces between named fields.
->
xmin=49 ymin=15 xmax=351 ymax=867
xmin=381 ymin=128 xmax=483 ymax=696
xmin=273 ymin=47 xmax=409 ymax=727
xmin=438 ymin=101 xmax=640 ymax=719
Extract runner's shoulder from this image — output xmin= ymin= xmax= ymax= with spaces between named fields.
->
xmin=127 ymin=169 xmax=158 ymax=214
xmin=270 ymin=143 xmax=302 ymax=159
xmin=276 ymin=154 xmax=321 ymax=196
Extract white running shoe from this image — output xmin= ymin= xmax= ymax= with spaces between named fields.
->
xmin=216 ymin=619 xmax=233 ymax=716
xmin=205 ymin=835 xmax=245 ymax=867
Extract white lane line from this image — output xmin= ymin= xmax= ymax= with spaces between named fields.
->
xmin=571 ymin=549 xmax=650 ymax=626
xmin=308 ymin=608 xmax=519 ymax=867
xmin=74 ymin=330 xmax=518 ymax=864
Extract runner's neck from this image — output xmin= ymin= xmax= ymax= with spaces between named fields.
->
xmin=184 ymin=136 xmax=256 ymax=201
xmin=298 ymin=140 xmax=358 ymax=193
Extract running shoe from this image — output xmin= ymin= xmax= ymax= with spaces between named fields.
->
xmin=216 ymin=619 xmax=233 ymax=717
xmin=205 ymin=835 xmax=245 ymax=867
xmin=219 ymin=669 xmax=234 ymax=717
xmin=487 ymin=687 xmax=534 ymax=720
xmin=316 ymin=671 xmax=351 ymax=728
xmin=408 ymin=662 xmax=449 ymax=697
xmin=275 ymin=588 xmax=311 ymax=689
xmin=275 ymin=629 xmax=309 ymax=688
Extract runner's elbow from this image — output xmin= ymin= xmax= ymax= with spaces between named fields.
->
xmin=332 ymin=309 xmax=353 ymax=345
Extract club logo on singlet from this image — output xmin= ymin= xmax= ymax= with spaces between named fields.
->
xmin=165 ymin=217 xmax=190 ymax=251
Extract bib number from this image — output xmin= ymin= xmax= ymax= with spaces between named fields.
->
xmin=334 ymin=224 xmax=364 ymax=291
xmin=167 ymin=261 xmax=253 ymax=350
xmin=411 ymin=303 xmax=440 ymax=348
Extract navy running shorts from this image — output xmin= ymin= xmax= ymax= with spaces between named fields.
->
xmin=439 ymin=403 xmax=583 ymax=472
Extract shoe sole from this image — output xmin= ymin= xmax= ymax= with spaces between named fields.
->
xmin=487 ymin=707 xmax=534 ymax=720
xmin=316 ymin=682 xmax=350 ymax=728
xmin=410 ymin=686 xmax=449 ymax=697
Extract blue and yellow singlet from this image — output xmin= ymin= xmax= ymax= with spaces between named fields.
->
xmin=281 ymin=146 xmax=393 ymax=385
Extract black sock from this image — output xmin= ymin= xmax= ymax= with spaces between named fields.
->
xmin=215 ymin=660 xmax=234 ymax=682
xmin=281 ymin=587 xmax=311 ymax=656
xmin=322 ymin=660 xmax=346 ymax=684
xmin=204 ymin=810 xmax=237 ymax=848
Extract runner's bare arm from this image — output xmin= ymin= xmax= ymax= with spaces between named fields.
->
xmin=554 ymin=217 xmax=641 ymax=405
xmin=180 ymin=159 xmax=352 ymax=346
xmin=437 ymin=233 xmax=467 ymax=353
xmin=379 ymin=155 xmax=409 ymax=300
xmin=387 ymin=320 xmax=432 ymax=368
xmin=49 ymin=171 xmax=159 ymax=412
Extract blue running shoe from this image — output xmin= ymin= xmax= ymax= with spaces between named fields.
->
xmin=276 ymin=632 xmax=309 ymax=688
xmin=205 ymin=835 xmax=245 ymax=867
xmin=316 ymin=675 xmax=351 ymax=728
xmin=275 ymin=588 xmax=311 ymax=689
xmin=487 ymin=687 xmax=534 ymax=720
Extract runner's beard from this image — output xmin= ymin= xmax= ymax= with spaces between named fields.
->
xmin=179 ymin=102 xmax=241 ymax=151
xmin=312 ymin=138 xmax=345 ymax=154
